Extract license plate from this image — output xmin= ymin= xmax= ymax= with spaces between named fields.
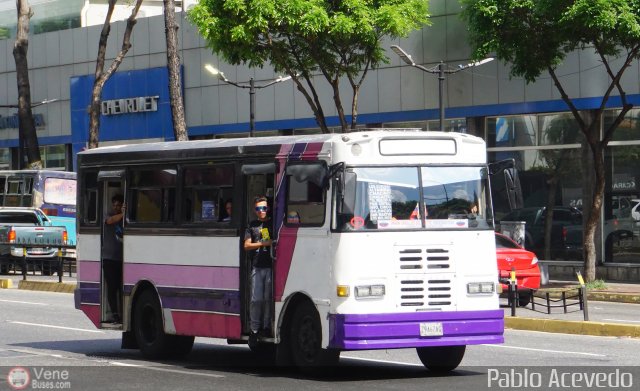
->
xmin=29 ymin=248 xmax=48 ymax=254
xmin=419 ymin=322 xmax=443 ymax=337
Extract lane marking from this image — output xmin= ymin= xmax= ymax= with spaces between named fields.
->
xmin=110 ymin=361 xmax=225 ymax=378
xmin=341 ymin=355 xmax=423 ymax=367
xmin=9 ymin=321 xmax=103 ymax=333
xmin=0 ymin=299 xmax=47 ymax=306
xmin=602 ymin=318 xmax=640 ymax=324
xmin=484 ymin=344 xmax=606 ymax=357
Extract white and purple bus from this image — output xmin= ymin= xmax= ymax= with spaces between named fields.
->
xmin=75 ymin=130 xmax=508 ymax=371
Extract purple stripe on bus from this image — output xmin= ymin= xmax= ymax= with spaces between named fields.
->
xmin=79 ymin=282 xmax=99 ymax=289
xmin=328 ymin=310 xmax=504 ymax=350
xmin=123 ymin=263 xmax=239 ymax=290
xmin=77 ymin=260 xmax=100 ymax=282
xmin=158 ymin=288 xmax=241 ymax=315
xmin=287 ymin=142 xmax=307 ymax=160
xmin=119 ymin=285 xmax=241 ymax=314
xmin=79 ymin=287 xmax=100 ymax=304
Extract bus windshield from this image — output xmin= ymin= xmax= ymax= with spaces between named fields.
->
xmin=335 ymin=165 xmax=493 ymax=231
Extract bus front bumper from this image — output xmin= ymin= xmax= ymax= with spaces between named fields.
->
xmin=328 ymin=309 xmax=504 ymax=350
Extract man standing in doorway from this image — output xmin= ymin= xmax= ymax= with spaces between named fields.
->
xmin=103 ymin=194 xmax=125 ymax=323
xmin=244 ymin=196 xmax=273 ymax=339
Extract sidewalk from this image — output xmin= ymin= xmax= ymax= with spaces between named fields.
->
xmin=0 ymin=271 xmax=76 ymax=293
xmin=502 ymin=280 xmax=640 ymax=338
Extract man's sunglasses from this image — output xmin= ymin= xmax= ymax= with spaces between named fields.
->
xmin=255 ymin=206 xmax=268 ymax=212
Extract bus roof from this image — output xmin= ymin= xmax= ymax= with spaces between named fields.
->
xmin=78 ymin=130 xmax=487 ymax=166
xmin=80 ymin=130 xmax=484 ymax=154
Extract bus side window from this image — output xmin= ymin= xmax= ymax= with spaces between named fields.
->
xmin=81 ymin=171 xmax=99 ymax=225
xmin=286 ymin=163 xmax=326 ymax=226
xmin=129 ymin=167 xmax=177 ymax=224
xmin=181 ymin=164 xmax=234 ymax=224
xmin=0 ymin=176 xmax=5 ymax=206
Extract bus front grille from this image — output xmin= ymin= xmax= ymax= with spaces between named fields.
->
xmin=395 ymin=245 xmax=455 ymax=309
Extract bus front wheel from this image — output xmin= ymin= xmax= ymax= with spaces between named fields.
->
xmin=416 ymin=345 xmax=465 ymax=372
xmin=133 ymin=289 xmax=194 ymax=359
xmin=289 ymin=301 xmax=339 ymax=370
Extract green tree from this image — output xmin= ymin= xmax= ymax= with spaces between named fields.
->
xmin=462 ymin=0 xmax=640 ymax=281
xmin=188 ymin=0 xmax=429 ymax=133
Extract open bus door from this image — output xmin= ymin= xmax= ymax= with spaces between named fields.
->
xmin=97 ymin=170 xmax=126 ymax=327
xmin=241 ymin=163 xmax=276 ymax=338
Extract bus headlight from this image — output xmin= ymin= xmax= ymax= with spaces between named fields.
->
xmin=467 ymin=282 xmax=495 ymax=294
xmin=355 ymin=284 xmax=385 ymax=298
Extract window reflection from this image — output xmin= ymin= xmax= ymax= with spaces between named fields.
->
xmin=487 ymin=115 xmax=537 ymax=148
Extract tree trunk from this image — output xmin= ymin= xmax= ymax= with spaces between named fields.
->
xmin=13 ymin=0 xmax=41 ymax=169
xmin=88 ymin=0 xmax=144 ymax=149
xmin=330 ymin=79 xmax=348 ymax=133
xmin=583 ymin=143 xmax=606 ymax=281
xmin=350 ymin=84 xmax=360 ymax=130
xmin=163 ymin=0 xmax=188 ymax=141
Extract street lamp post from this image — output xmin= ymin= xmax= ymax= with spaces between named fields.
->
xmin=205 ymin=64 xmax=292 ymax=137
xmin=390 ymin=45 xmax=494 ymax=132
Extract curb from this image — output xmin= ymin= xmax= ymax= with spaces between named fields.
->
xmin=505 ymin=317 xmax=640 ymax=338
xmin=587 ymin=292 xmax=640 ymax=304
xmin=17 ymin=280 xmax=76 ymax=294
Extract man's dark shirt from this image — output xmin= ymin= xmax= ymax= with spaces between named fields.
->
xmin=244 ymin=220 xmax=273 ymax=268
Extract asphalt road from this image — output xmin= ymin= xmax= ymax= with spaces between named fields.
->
xmin=1 ymin=289 xmax=639 ymax=390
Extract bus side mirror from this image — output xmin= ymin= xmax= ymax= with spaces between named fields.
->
xmin=489 ymin=158 xmax=523 ymax=212
xmin=504 ymin=168 xmax=523 ymax=210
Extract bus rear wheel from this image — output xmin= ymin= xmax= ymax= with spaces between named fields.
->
xmin=416 ymin=345 xmax=465 ymax=372
xmin=133 ymin=289 xmax=193 ymax=359
xmin=289 ymin=301 xmax=339 ymax=371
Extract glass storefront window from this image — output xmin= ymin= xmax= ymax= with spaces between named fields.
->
xmin=426 ymin=118 xmax=467 ymax=133
xmin=539 ymin=113 xmax=582 ymax=145
xmin=40 ymin=145 xmax=66 ymax=169
xmin=604 ymin=145 xmax=640 ymax=264
xmin=486 ymin=115 xmax=537 ymax=148
xmin=0 ymin=0 xmax=83 ymax=40
xmin=0 ymin=148 xmax=10 ymax=169
xmin=604 ymin=109 xmax=640 ymax=142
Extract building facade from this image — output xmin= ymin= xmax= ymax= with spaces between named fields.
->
xmin=0 ymin=0 xmax=639 ymax=272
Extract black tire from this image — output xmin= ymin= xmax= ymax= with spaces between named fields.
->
xmin=133 ymin=289 xmax=193 ymax=359
xmin=289 ymin=301 xmax=339 ymax=370
xmin=416 ymin=345 xmax=465 ymax=373
xmin=518 ymin=292 xmax=532 ymax=307
xmin=0 ymin=263 xmax=8 ymax=275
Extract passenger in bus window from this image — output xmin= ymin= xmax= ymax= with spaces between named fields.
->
xmin=243 ymin=196 xmax=273 ymax=340
xmin=221 ymin=199 xmax=232 ymax=222
xmin=103 ymin=194 xmax=125 ymax=324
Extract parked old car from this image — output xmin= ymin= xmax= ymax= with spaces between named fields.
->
xmin=495 ymin=232 xmax=540 ymax=307
xmin=500 ymin=206 xmax=582 ymax=260
xmin=0 ymin=207 xmax=68 ymax=275
xmin=502 ymin=205 xmax=635 ymax=261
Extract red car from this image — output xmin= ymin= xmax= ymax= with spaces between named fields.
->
xmin=495 ymin=232 xmax=541 ymax=306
